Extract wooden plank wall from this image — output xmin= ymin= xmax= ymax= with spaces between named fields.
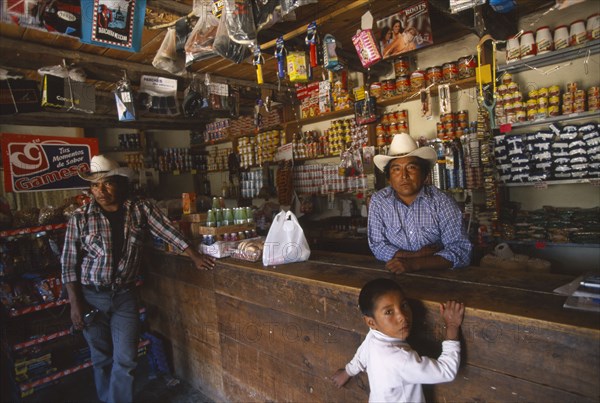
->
xmin=142 ymin=253 xmax=599 ymax=402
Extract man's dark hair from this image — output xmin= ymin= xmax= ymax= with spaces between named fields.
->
xmin=358 ymin=278 xmax=404 ymax=317
xmin=384 ymin=157 xmax=432 ymax=179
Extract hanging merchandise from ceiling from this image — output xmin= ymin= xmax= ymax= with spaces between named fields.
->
xmin=80 ymin=0 xmax=146 ymax=52
xmin=1 ymin=0 xmax=81 ymax=37
xmin=152 ymin=26 xmax=186 ymax=75
xmin=184 ymin=4 xmax=219 ymax=65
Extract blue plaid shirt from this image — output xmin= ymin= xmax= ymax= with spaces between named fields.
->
xmin=61 ymin=198 xmax=189 ymax=286
xmin=368 ymin=185 xmax=472 ymax=268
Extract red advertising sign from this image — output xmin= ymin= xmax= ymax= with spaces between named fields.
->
xmin=1 ymin=133 xmax=98 ymax=193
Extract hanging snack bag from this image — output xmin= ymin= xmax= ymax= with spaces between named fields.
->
xmin=352 ymin=29 xmax=381 ymax=69
xmin=286 ymin=51 xmax=309 ymax=82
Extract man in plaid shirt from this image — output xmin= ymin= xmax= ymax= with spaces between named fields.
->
xmin=369 ymin=134 xmax=472 ymax=273
xmin=61 ymin=155 xmax=214 ymax=403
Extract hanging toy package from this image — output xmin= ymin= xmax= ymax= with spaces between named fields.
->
xmin=275 ymin=36 xmax=287 ymax=79
xmin=323 ymin=34 xmax=343 ymax=72
xmin=354 ymin=87 xmax=377 ymax=125
xmin=286 ymin=51 xmax=309 ymax=83
xmin=114 ymin=71 xmax=136 ymax=121
xmin=352 ymin=29 xmax=382 ymax=69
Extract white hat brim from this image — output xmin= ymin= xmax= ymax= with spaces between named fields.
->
xmin=374 ymin=146 xmax=437 ymax=172
xmin=78 ymin=167 xmax=136 ymax=182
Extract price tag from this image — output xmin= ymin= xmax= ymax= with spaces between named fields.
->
xmin=499 ymin=123 xmax=512 ymax=133
xmin=173 ymin=170 xmax=180 ymax=176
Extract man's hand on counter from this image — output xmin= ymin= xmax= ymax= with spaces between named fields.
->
xmin=185 ymin=247 xmax=216 ymax=270
xmin=386 ymin=249 xmax=452 ymax=274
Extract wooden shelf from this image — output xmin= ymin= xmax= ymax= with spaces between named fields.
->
xmin=18 ymin=339 xmax=151 ymax=397
xmin=376 ymin=76 xmax=478 ymax=108
xmin=0 ymin=223 xmax=66 ymax=239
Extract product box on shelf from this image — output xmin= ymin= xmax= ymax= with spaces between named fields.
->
xmin=194 ymin=223 xmax=255 ymax=237
xmin=200 ymin=240 xmax=241 ymax=258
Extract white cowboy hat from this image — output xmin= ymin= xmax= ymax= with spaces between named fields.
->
xmin=373 ymin=133 xmax=437 ymax=172
xmin=78 ymin=155 xmax=135 ymax=182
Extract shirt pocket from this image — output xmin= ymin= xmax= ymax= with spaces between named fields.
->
xmin=81 ymin=234 xmax=105 ymax=258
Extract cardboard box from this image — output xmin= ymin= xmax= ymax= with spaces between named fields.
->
xmin=0 ymin=80 xmax=41 ymax=115
xmin=41 ymin=75 xmax=95 ymax=114
xmin=200 ymin=240 xmax=241 ymax=258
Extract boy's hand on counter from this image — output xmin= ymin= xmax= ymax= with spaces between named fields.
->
xmin=185 ymin=247 xmax=215 ymax=270
xmin=330 ymin=368 xmax=351 ymax=388
xmin=440 ymin=300 xmax=465 ymax=341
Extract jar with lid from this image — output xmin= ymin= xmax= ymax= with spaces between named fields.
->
xmin=426 ymin=66 xmax=442 ymax=85
xmin=520 ymin=31 xmax=536 ymax=59
xmin=570 ymin=19 xmax=587 ymax=45
xmin=535 ymin=26 xmax=553 ymax=54
xmin=393 ymin=56 xmax=411 ymax=76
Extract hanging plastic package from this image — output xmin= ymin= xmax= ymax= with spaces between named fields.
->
xmin=213 ymin=8 xmax=251 ymax=64
xmin=251 ymin=0 xmax=280 ymax=31
xmin=184 ymin=3 xmax=219 ymax=65
xmin=352 ymin=29 xmax=382 ymax=68
xmin=280 ymin=0 xmax=317 ymax=18
xmin=306 ymin=22 xmax=318 ymax=68
xmin=114 ymin=71 xmax=136 ymax=121
xmin=262 ymin=210 xmax=311 ymax=266
xmin=275 ymin=37 xmax=287 ymax=79
xmin=286 ymin=51 xmax=309 ymax=82
xmin=224 ymin=0 xmax=256 ymax=45
xmin=323 ymin=34 xmax=343 ymax=71
xmin=152 ymin=27 xmax=186 ymax=75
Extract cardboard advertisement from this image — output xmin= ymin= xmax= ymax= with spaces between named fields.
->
xmin=1 ymin=133 xmax=98 ymax=193
xmin=376 ymin=0 xmax=433 ymax=59
xmin=80 ymin=0 xmax=146 ymax=52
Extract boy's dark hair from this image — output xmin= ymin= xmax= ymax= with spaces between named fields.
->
xmin=358 ymin=278 xmax=404 ymax=317
xmin=384 ymin=157 xmax=431 ymax=179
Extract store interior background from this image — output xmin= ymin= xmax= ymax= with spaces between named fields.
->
xmin=1 ymin=1 xmax=599 ymax=274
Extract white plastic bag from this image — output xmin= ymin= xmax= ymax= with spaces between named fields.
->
xmin=262 ymin=210 xmax=310 ymax=266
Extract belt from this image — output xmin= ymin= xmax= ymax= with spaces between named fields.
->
xmin=83 ymin=283 xmax=134 ymax=293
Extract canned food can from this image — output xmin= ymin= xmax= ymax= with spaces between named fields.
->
xmin=502 ymin=72 xmax=513 ymax=85
xmin=506 ymin=35 xmax=521 ymax=63
xmin=520 ymin=31 xmax=536 ymax=59
xmin=517 ymin=110 xmax=527 ymax=122
xmin=457 ymin=110 xmax=468 ymax=121
xmin=538 ymin=87 xmax=549 ymax=98
xmin=573 ymin=99 xmax=586 ymax=113
xmin=588 ymin=86 xmax=600 ymax=97
xmin=528 ymin=89 xmax=539 ymax=99
xmin=570 ymin=19 xmax=587 ymax=45
xmin=549 ymin=95 xmax=560 ymax=106
xmin=410 ymin=70 xmax=426 ymax=91
xmin=549 ymin=85 xmax=561 ymax=96
xmin=394 ymin=56 xmax=411 ymax=76
xmin=562 ymin=103 xmax=573 ymax=115
xmin=563 ymin=92 xmax=573 ymax=103
xmin=512 ymin=91 xmax=522 ymax=102
xmin=554 ymin=25 xmax=570 ymax=50
xmin=588 ymin=13 xmax=600 ymax=40
xmin=508 ymin=82 xmax=519 ymax=93
xmin=536 ymin=26 xmax=553 ymax=54
xmin=575 ymin=89 xmax=586 ymax=101
xmin=370 ymin=82 xmax=382 ymax=99
xmin=458 ymin=55 xmax=476 ymax=78
xmin=442 ymin=61 xmax=459 ymax=82
xmin=548 ymin=105 xmax=560 ymax=116
xmin=538 ymin=97 xmax=548 ymax=108
xmin=383 ymin=79 xmax=396 ymax=98
xmin=396 ymin=75 xmax=411 ymax=94
xmin=497 ymin=84 xmax=509 ymax=95
xmin=426 ymin=66 xmax=443 ymax=85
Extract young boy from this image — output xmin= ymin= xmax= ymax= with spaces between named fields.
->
xmin=331 ymin=278 xmax=465 ymax=402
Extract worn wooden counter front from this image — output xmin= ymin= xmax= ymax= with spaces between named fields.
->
xmin=141 ymin=250 xmax=599 ymax=402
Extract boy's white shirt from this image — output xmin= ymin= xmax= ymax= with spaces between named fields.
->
xmin=345 ymin=328 xmax=460 ymax=403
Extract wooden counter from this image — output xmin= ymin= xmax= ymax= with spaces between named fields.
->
xmin=141 ymin=250 xmax=600 ymax=402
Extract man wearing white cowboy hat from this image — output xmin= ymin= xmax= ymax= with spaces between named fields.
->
xmin=61 ymin=155 xmax=215 ymax=403
xmin=368 ymin=134 xmax=471 ymax=273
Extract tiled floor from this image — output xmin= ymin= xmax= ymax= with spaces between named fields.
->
xmin=22 ymin=357 xmax=214 ymax=403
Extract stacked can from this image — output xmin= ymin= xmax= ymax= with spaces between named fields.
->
xmin=376 ymin=110 xmax=409 ymax=147
xmin=204 ymin=119 xmax=230 ymax=141
xmin=237 ymin=136 xmax=256 ymax=168
xmin=495 ymin=73 xmax=524 ymax=125
xmin=293 ymin=164 xmax=324 ymax=195
xmin=207 ymin=148 xmax=231 ymax=171
xmin=256 ymin=129 xmax=282 ymax=165
xmin=436 ymin=110 xmax=468 ymax=140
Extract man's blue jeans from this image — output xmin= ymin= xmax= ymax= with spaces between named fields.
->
xmin=82 ymin=287 xmax=140 ymax=403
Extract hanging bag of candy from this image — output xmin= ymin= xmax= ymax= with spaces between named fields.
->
xmin=352 ymin=29 xmax=382 ymax=69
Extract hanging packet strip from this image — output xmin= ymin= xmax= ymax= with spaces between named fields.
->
xmin=352 ymin=29 xmax=381 ymax=68
xmin=81 ymin=0 xmax=146 ymax=52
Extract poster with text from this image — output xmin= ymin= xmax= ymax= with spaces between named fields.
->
xmin=376 ymin=0 xmax=433 ymax=60
xmin=81 ymin=0 xmax=146 ymax=52
xmin=1 ymin=133 xmax=98 ymax=193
